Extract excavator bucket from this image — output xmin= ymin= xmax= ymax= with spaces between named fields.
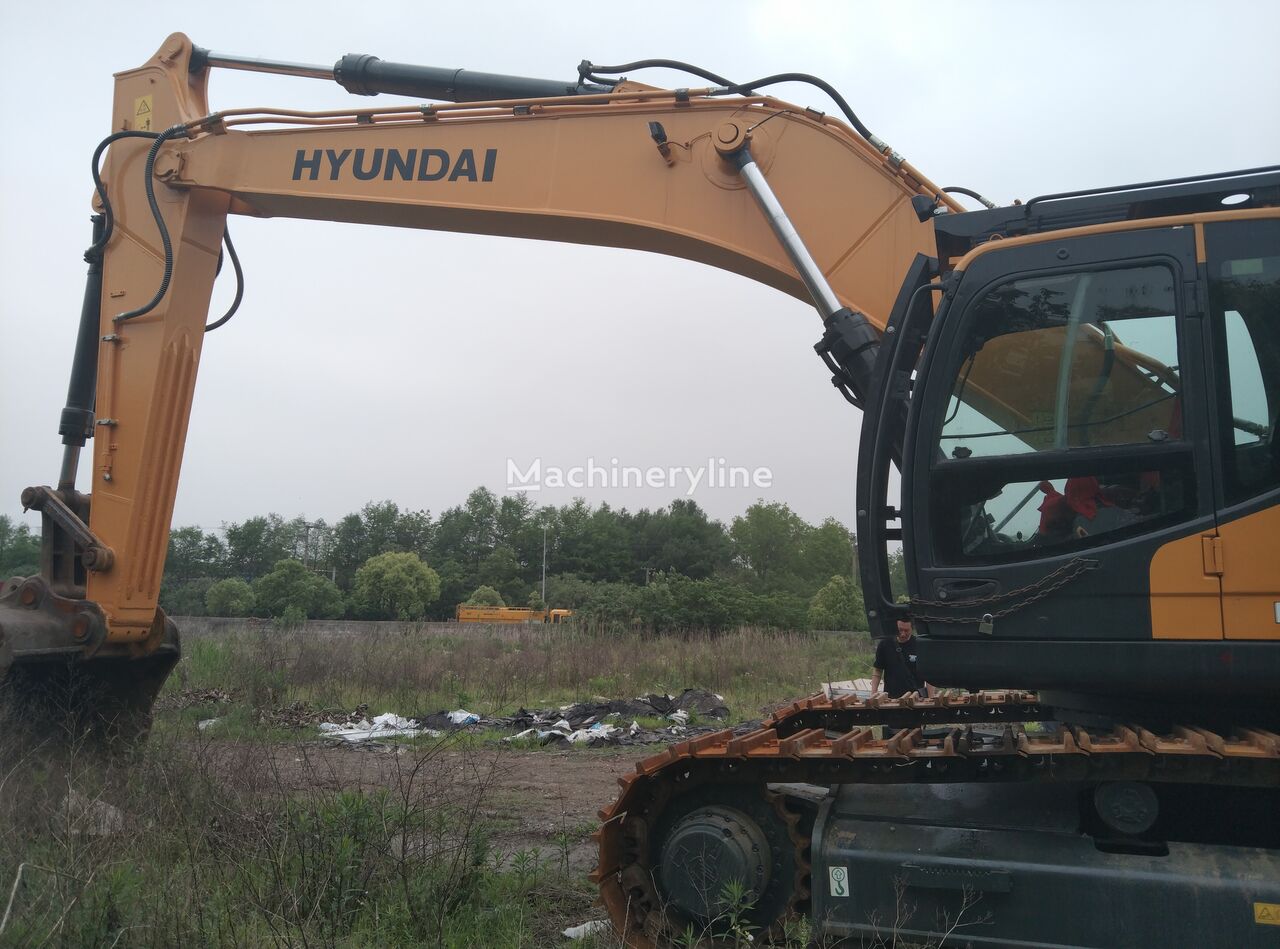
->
xmin=0 ymin=576 xmax=180 ymax=745
xmin=0 ymin=215 xmax=182 ymax=748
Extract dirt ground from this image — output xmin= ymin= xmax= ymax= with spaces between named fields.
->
xmin=202 ymin=737 xmax=640 ymax=874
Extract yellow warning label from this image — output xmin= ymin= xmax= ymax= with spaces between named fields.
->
xmin=1257 ymin=902 xmax=1280 ymax=925
xmin=133 ymin=95 xmax=153 ymax=132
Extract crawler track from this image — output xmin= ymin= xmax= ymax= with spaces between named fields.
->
xmin=592 ymin=691 xmax=1280 ymax=947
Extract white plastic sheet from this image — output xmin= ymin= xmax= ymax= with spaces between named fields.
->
xmin=318 ymin=712 xmax=441 ymax=743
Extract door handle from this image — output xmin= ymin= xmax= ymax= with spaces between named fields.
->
xmin=933 ymin=578 xmax=999 ymax=602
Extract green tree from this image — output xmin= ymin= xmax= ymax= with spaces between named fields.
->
xmin=225 ymin=515 xmax=296 ymax=580
xmin=164 ymin=526 xmax=227 ymax=582
xmin=205 ymin=578 xmax=256 ymax=617
xmin=432 ymin=559 xmax=472 ymax=620
xmin=730 ymin=501 xmax=808 ymax=588
xmin=887 ymin=549 xmax=908 ymax=600
xmin=161 ymin=577 xmax=217 ymax=616
xmin=252 ymin=559 xmax=344 ymax=619
xmin=0 ymin=515 xmax=40 ymax=577
xmin=496 ymin=493 xmax=538 ymax=549
xmin=329 ymin=512 xmax=369 ymax=589
xmin=462 ymin=488 xmax=500 ymax=561
xmin=350 ymin=551 xmax=441 ymax=621
xmin=807 ymin=575 xmax=867 ymax=631
xmin=580 ymin=503 xmax=638 ymax=582
xmin=798 ymin=518 xmax=855 ymax=595
xmin=636 ymin=499 xmax=732 ymax=580
xmin=160 ymin=525 xmax=228 ymax=612
xmin=465 ymin=585 xmax=505 ymax=607
xmin=543 ymin=573 xmax=596 ymax=610
xmin=478 ymin=545 xmax=528 ymax=606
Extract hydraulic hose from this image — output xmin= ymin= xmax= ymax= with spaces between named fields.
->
xmin=113 ymin=125 xmax=191 ymax=324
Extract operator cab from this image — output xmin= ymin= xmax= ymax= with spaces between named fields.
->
xmin=857 ymin=167 xmax=1280 ymax=719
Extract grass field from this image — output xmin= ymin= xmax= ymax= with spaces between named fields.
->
xmin=170 ymin=622 xmax=876 ymax=735
xmin=1 ymin=624 xmax=875 ymax=948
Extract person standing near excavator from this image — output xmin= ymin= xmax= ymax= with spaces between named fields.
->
xmin=871 ymin=617 xmax=937 ymax=699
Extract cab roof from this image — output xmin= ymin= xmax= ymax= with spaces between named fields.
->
xmin=931 ymin=166 xmax=1280 ymax=262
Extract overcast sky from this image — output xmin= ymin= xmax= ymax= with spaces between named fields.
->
xmin=2 ymin=1 xmax=1277 ymax=536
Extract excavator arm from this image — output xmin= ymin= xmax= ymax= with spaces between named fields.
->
xmin=57 ymin=33 xmax=952 ymax=649
xmin=9 ymin=34 xmax=1280 ymax=949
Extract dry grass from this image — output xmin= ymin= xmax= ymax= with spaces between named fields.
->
xmin=0 ymin=724 xmax=608 ymax=948
xmin=0 ymin=625 xmax=877 ymax=948
xmin=176 ymin=623 xmax=875 ymax=726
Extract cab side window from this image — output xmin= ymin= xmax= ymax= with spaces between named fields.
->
xmin=1206 ymin=219 xmax=1280 ymax=506
xmin=930 ymin=264 xmax=1194 ymax=563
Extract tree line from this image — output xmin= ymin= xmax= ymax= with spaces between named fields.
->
xmin=1 ymin=490 xmax=907 ymax=631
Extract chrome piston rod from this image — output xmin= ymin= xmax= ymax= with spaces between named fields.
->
xmin=195 ymin=49 xmax=334 ymax=80
xmin=732 ymin=147 xmax=844 ymax=319
xmin=730 ymin=141 xmax=882 ymax=407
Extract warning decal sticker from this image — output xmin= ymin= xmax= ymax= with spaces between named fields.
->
xmin=134 ymin=95 xmax=153 ymax=132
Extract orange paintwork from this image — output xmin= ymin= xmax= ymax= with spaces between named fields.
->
xmin=1148 ymin=530 xmax=1224 ymax=640
xmin=85 ymin=34 xmax=949 ymax=643
xmin=455 ymin=606 xmax=573 ymax=624
xmin=1218 ymin=505 xmax=1280 ymax=640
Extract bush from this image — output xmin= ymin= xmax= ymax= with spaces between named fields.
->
xmin=205 ymin=577 xmax=256 ymax=617
xmin=464 ymin=585 xmax=505 ymax=607
xmin=160 ymin=576 xmax=218 ymax=615
xmin=807 ymin=575 xmax=867 ymax=631
xmin=277 ymin=603 xmax=308 ymax=628
xmin=253 ymin=559 xmax=345 ymax=619
xmin=350 ymin=552 xmax=441 ymax=621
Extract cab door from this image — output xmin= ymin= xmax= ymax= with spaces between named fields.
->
xmin=904 ymin=225 xmax=1221 ymax=653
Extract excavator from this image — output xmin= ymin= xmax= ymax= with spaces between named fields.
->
xmin=2 ymin=33 xmax=1277 ymax=947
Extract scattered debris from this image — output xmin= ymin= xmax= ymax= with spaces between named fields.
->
xmin=314 ymin=689 xmax=734 ymax=748
xmin=412 ymin=708 xmax=487 ymax=730
xmin=563 ymin=919 xmax=610 ymax=940
xmin=257 ymin=701 xmax=346 ymax=729
xmin=318 ymin=712 xmax=441 ymax=743
xmin=642 ymin=689 xmax=730 ymax=720
xmin=154 ymin=687 xmax=234 ymax=712
xmin=498 ymin=689 xmax=732 ymax=746
xmin=197 ymin=717 xmax=222 ymax=731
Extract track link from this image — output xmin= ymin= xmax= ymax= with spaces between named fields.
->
xmin=593 ymin=691 xmax=1280 ymax=947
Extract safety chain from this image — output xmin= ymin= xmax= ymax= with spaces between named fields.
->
xmin=908 ymin=557 xmax=1098 ymax=626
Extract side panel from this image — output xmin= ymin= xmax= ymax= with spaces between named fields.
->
xmin=1149 ymin=529 xmax=1223 ymax=639
xmin=813 ymin=783 xmax=1280 ymax=948
xmin=1220 ymin=505 xmax=1280 ymax=639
